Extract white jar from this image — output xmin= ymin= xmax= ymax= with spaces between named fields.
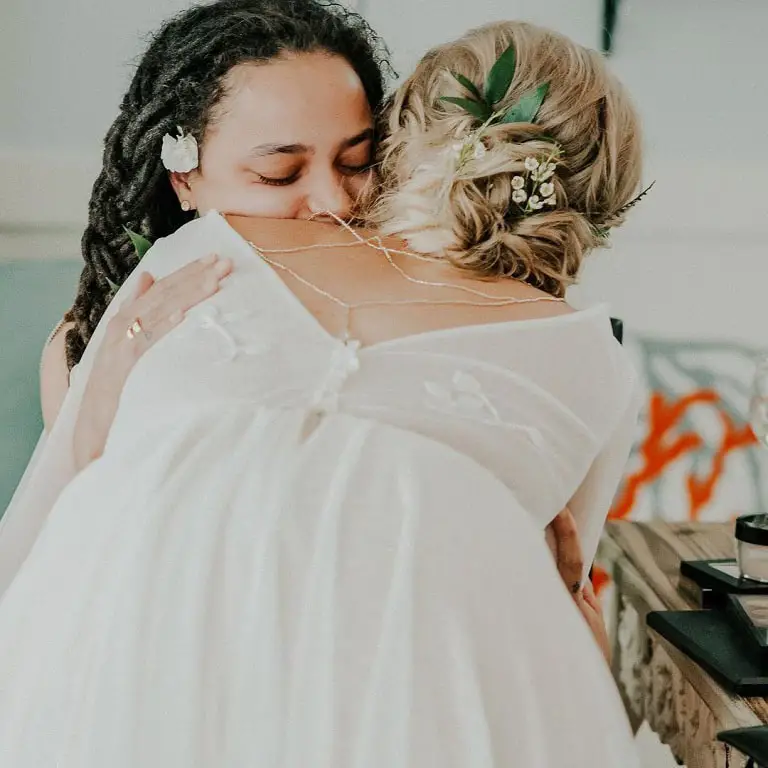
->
xmin=736 ymin=514 xmax=768 ymax=583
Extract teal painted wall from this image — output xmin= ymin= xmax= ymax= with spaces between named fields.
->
xmin=0 ymin=261 xmax=80 ymax=512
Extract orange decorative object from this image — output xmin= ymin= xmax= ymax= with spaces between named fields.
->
xmin=686 ymin=411 xmax=757 ymax=521
xmin=609 ymin=389 xmax=759 ymax=522
xmin=609 ymin=390 xmax=717 ymax=520
xmin=590 ymin=563 xmax=611 ymax=598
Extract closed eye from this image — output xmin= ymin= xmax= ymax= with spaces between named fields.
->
xmin=256 ymin=172 xmax=301 ymax=186
xmin=339 ymin=162 xmax=372 ymax=175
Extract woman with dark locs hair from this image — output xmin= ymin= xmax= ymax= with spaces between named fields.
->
xmin=0 ymin=5 xmax=644 ymax=765
xmin=64 ymin=0 xmax=390 ymax=370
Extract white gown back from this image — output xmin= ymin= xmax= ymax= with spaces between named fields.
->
xmin=0 ymin=212 xmax=641 ymax=766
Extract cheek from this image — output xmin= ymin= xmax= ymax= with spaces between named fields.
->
xmin=225 ymin=190 xmax=306 ymax=219
xmin=192 ymin=175 xmax=306 ymax=219
xmin=345 ymin=170 xmax=374 ymax=200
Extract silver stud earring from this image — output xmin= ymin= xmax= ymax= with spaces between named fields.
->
xmin=181 ymin=200 xmax=192 ymax=212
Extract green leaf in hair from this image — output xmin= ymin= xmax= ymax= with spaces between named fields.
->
xmin=500 ymin=83 xmax=550 ymax=125
xmin=615 ymin=180 xmax=656 ymax=216
xmin=484 ymin=43 xmax=517 ymax=106
xmin=438 ymin=96 xmax=493 ymax=122
xmin=124 ymin=227 xmax=153 ymax=260
xmin=436 ymin=41 xmax=559 ymax=202
xmin=450 ymin=72 xmax=483 ymax=102
xmin=105 ymin=274 xmax=121 ymax=299
xmin=593 ymin=225 xmax=611 ymax=242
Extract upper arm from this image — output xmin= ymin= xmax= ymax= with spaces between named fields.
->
xmin=40 ymin=321 xmax=75 ymax=432
xmin=567 ymin=381 xmax=644 ymax=578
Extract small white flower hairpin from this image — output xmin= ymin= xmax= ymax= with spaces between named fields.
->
xmin=161 ymin=126 xmax=199 ymax=173
xmin=511 ymin=155 xmax=559 ymax=213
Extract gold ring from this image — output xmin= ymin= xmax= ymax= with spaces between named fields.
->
xmin=126 ymin=318 xmax=144 ymax=341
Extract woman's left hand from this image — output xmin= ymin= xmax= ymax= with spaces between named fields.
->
xmin=545 ymin=506 xmax=611 ymax=665
xmin=545 ymin=506 xmax=583 ymax=595
xmin=573 ymin=580 xmax=611 ymax=665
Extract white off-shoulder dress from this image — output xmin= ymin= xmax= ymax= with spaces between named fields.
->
xmin=0 ymin=212 xmax=641 ymax=767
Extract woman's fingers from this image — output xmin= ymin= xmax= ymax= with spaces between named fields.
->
xmin=544 ymin=524 xmax=557 ymax=561
xmin=581 ymin=580 xmax=602 ymax=614
xmin=548 ymin=506 xmax=584 ymax=594
xmin=119 ymin=255 xmax=231 ymax=334
xmin=573 ymin=583 xmax=611 ymax=664
xmin=129 ymin=305 xmax=187 ymax=348
xmin=152 ymin=255 xmax=231 ymax=318
xmin=130 ymin=271 xmax=156 ymax=302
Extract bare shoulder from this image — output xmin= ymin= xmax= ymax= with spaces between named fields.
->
xmin=40 ymin=321 xmax=74 ymax=431
xmin=223 ymin=215 xmax=308 ymax=245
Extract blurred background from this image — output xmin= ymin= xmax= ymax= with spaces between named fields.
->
xmin=1 ymin=0 xmax=766 ymax=524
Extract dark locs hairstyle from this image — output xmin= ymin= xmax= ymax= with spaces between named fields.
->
xmin=65 ymin=0 xmax=390 ymax=369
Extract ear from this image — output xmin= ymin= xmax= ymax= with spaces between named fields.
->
xmin=168 ymin=171 xmax=198 ymax=211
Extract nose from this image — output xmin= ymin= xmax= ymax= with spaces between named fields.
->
xmin=304 ymin=168 xmax=354 ymax=222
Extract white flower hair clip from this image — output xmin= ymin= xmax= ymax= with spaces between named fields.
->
xmin=452 ymin=132 xmax=487 ymax=170
xmin=511 ymin=154 xmax=558 ymax=213
xmin=445 ymin=123 xmax=560 ymax=216
xmin=161 ymin=126 xmax=199 ymax=173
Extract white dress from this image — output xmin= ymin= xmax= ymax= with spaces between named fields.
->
xmin=0 ymin=212 xmax=641 ymax=767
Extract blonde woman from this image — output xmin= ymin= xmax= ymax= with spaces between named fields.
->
xmin=0 ymin=15 xmax=642 ymax=767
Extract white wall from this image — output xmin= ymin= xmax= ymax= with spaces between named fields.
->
xmin=1 ymin=0 xmax=183 ymax=151
xmin=570 ymin=0 xmax=767 ymax=346
xmin=362 ymin=0 xmax=601 ymax=75
xmin=0 ymin=0 xmax=191 ymax=226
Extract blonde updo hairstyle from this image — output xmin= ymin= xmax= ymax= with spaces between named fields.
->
xmin=370 ymin=21 xmax=643 ymax=297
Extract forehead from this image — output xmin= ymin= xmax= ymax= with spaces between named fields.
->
xmin=210 ymin=52 xmax=372 ymax=145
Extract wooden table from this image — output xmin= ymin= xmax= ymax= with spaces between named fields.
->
xmin=599 ymin=521 xmax=768 ymax=768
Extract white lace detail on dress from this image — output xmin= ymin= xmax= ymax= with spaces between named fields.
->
xmin=424 ymin=370 xmax=545 ymax=448
xmin=190 ymin=305 xmax=271 ymax=362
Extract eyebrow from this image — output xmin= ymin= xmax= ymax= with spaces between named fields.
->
xmin=247 ymin=128 xmax=374 ymax=159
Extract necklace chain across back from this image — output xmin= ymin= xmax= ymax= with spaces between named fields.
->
xmin=244 ymin=215 xmax=564 ymax=344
